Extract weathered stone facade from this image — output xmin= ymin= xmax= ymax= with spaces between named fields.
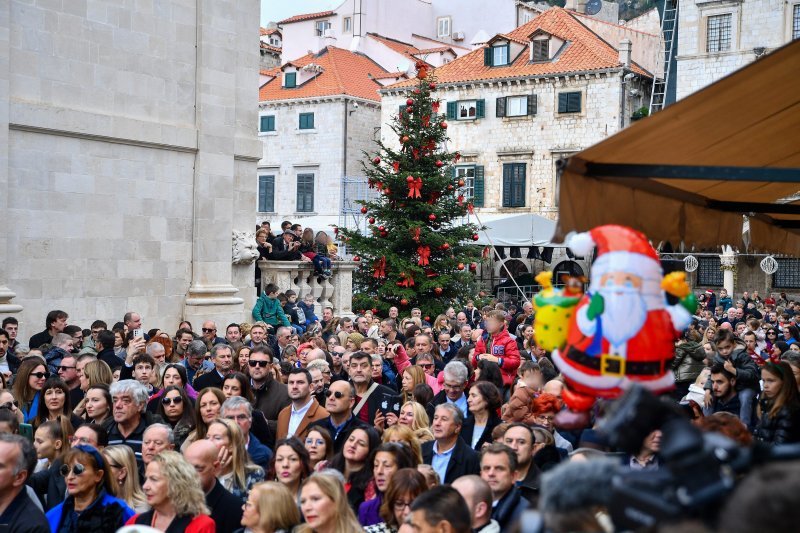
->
xmin=676 ymin=0 xmax=798 ymax=100
xmin=256 ymin=97 xmax=382 ymax=224
xmin=1 ymin=0 xmax=262 ymax=334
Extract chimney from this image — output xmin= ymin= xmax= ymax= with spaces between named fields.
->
xmin=323 ymin=28 xmax=337 ymax=48
xmin=619 ymin=39 xmax=632 ymax=67
xmin=565 ymin=0 xmax=577 ymax=10
xmin=576 ymin=0 xmax=587 ymax=13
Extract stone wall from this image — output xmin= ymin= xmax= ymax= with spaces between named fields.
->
xmin=0 ymin=0 xmax=262 ymax=336
xmin=676 ymin=0 xmax=793 ymax=100
xmin=380 ymin=71 xmax=649 ymax=218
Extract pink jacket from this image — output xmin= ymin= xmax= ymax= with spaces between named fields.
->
xmin=393 ymin=345 xmax=442 ymax=394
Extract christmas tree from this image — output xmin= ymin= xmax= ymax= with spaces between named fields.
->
xmin=339 ymin=61 xmax=483 ymax=318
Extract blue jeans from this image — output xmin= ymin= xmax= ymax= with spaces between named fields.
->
xmin=312 ymin=255 xmax=331 ymax=273
xmin=737 ymin=387 xmax=756 ymax=429
xmin=290 ymin=324 xmax=305 ymax=335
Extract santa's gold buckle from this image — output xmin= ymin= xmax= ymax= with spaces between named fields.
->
xmin=600 ymin=354 xmax=625 ymax=377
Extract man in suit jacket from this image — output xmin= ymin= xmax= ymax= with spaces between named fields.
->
xmin=308 ymin=380 xmax=368 ymax=454
xmin=192 ymin=344 xmax=234 ymax=391
xmin=276 ymin=368 xmax=329 ymax=441
xmin=185 ymin=440 xmax=243 ymax=533
xmin=422 ymin=403 xmax=480 ymax=484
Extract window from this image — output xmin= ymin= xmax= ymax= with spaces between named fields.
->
xmin=493 ymin=44 xmax=509 ymax=66
xmin=706 ymin=14 xmax=732 ymax=53
xmin=297 ymin=174 xmax=314 ymax=212
xmin=299 ymin=112 xmax=315 ymax=130
xmin=773 ymin=258 xmax=800 ymax=288
xmin=259 ymin=115 xmax=275 ymax=133
xmin=521 ymin=12 xmax=533 ymax=24
xmin=284 ymin=72 xmax=296 ymax=88
xmin=557 ymin=91 xmax=582 ymax=114
xmin=343 ymin=16 xmax=352 ymax=33
xmin=315 ymin=20 xmax=331 ymax=36
xmin=437 ymin=17 xmax=451 ymax=38
xmin=258 ymin=175 xmax=275 ymax=212
xmin=531 ymin=39 xmax=549 ymax=62
xmin=502 ymin=163 xmax=526 ymax=208
xmin=455 ymin=165 xmax=484 ymax=207
xmin=793 ymin=4 xmax=800 ymax=40
xmin=696 ymin=257 xmax=723 ymax=287
xmin=446 ymin=100 xmax=485 ymax=121
xmin=496 ymin=95 xmax=537 ymax=117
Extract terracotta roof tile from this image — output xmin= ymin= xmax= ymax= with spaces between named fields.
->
xmin=259 ymin=46 xmax=389 ymax=103
xmin=366 ymin=34 xmax=421 ymax=56
xmin=278 ymin=10 xmax=335 ymax=25
xmin=415 ymin=46 xmax=455 ymax=54
xmin=260 ymin=42 xmax=281 ymax=53
xmin=260 ymin=27 xmax=281 ymax=36
xmin=388 ymin=8 xmax=650 ymax=89
xmin=411 ymin=34 xmax=471 ymax=51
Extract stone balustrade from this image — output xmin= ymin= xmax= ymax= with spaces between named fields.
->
xmin=257 ymin=260 xmax=357 ymax=318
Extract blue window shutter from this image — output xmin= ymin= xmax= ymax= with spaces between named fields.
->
xmin=558 ymin=93 xmax=568 ymax=113
xmin=570 ymin=92 xmax=582 ymax=113
xmin=447 ymin=101 xmax=457 ymax=120
xmin=285 ymin=72 xmax=296 ymax=88
xmin=496 ymin=97 xmax=506 ymax=117
xmin=258 ymin=175 xmax=274 ymax=212
xmin=297 ymin=174 xmax=314 ymax=212
xmin=476 ymin=99 xmax=485 ymax=119
xmin=512 ymin=164 xmax=526 ymax=207
xmin=260 ymin=116 xmax=268 ymax=132
xmin=484 ymin=46 xmax=492 ymax=66
xmin=502 ymin=165 xmax=512 ymax=207
xmin=527 ymin=94 xmax=537 ymax=116
xmin=473 ymin=166 xmax=485 ymax=207
xmin=505 ymin=43 xmax=511 ymax=64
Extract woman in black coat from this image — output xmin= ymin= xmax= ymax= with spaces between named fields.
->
xmin=755 ymin=362 xmax=800 ymax=444
xmin=461 ymin=382 xmax=503 ymax=451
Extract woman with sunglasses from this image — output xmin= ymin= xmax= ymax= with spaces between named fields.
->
xmin=0 ymin=390 xmax=23 ymax=425
xmin=157 ymin=385 xmax=196 ymax=450
xmin=304 ymin=427 xmax=334 ymax=471
xmin=33 ymin=376 xmax=83 ymax=431
xmin=11 ymin=358 xmax=49 ymax=424
xmin=103 ymin=445 xmax=148 ymax=512
xmin=45 ymin=445 xmax=135 ymax=531
xmin=181 ymin=387 xmax=226 ymax=451
xmin=783 ymin=325 xmax=800 ymax=346
xmin=146 ymin=363 xmax=197 ymax=413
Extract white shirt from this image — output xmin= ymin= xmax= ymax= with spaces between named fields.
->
xmin=287 ymin=398 xmax=314 ymax=437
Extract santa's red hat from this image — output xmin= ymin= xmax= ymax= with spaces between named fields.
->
xmin=568 ymin=225 xmax=664 ymax=308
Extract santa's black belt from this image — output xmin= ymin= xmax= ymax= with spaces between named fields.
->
xmin=566 ymin=346 xmax=672 ymax=376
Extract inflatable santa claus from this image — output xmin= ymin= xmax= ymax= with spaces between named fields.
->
xmin=550 ymin=225 xmax=697 ymax=409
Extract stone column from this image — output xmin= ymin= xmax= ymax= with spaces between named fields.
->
xmin=0 ymin=2 xmax=21 ymax=318
xmin=183 ymin=0 xmax=251 ymax=324
xmin=720 ymin=245 xmax=737 ymax=296
xmin=331 ymin=262 xmax=357 ymax=318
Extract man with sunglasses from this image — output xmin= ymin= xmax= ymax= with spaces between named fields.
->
xmin=0 ymin=434 xmax=50 ymax=532
xmin=248 ymin=347 xmax=290 ymax=439
xmin=308 ymin=380 xmax=367 ymax=453
xmin=57 ymin=355 xmax=84 ymax=408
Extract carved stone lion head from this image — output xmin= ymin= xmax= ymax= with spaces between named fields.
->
xmin=232 ymin=230 xmax=259 ymax=265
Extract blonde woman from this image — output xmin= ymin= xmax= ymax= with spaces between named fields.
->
xmin=74 ymin=359 xmax=113 ymax=419
xmin=382 ymin=424 xmax=424 ymax=465
xmin=240 ymin=481 xmax=301 ymax=533
xmin=206 ymin=418 xmax=265 ymax=502
xmin=400 ymin=367 xmax=427 ymax=404
xmin=103 ymin=445 xmax=148 ymax=512
xmin=297 ymin=472 xmax=362 ymax=533
xmin=127 ymin=451 xmax=214 ymax=531
xmin=395 ymin=401 xmax=434 ymax=443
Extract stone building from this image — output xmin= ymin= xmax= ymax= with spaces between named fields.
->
xmin=256 ymin=46 xmax=389 ymax=226
xmin=0 ymin=0 xmax=262 ymax=332
xmin=676 ymin=0 xmax=800 ymax=99
xmin=260 ymin=26 xmax=282 ymax=70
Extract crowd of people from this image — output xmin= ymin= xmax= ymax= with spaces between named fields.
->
xmin=0 ymin=285 xmax=798 ymax=532
xmin=254 ymin=220 xmax=338 ymax=285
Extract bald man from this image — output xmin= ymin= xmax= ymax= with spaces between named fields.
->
xmin=452 ymin=475 xmax=500 ymax=532
xmin=185 ymin=440 xmax=244 ymax=531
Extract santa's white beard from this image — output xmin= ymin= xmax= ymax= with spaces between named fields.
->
xmin=598 ymin=285 xmax=648 ymax=347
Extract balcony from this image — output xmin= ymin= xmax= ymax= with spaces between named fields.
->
xmin=257 ymin=260 xmax=357 ymax=318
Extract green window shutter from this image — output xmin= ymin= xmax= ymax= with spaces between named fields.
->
xmin=505 ymin=44 xmax=511 ymax=64
xmin=285 ymin=72 xmax=296 ymax=88
xmin=569 ymin=92 xmax=582 ymax=113
xmin=259 ymin=116 xmax=268 ymax=132
xmin=484 ymin=46 xmax=492 ymax=66
xmin=502 ymin=164 xmax=512 ymax=207
xmin=299 ymin=112 xmax=314 ymax=129
xmin=473 ymin=166 xmax=485 ymax=207
xmin=475 ymin=99 xmax=485 ymax=119
xmin=527 ymin=94 xmax=537 ymax=116
xmin=258 ymin=175 xmax=275 ymax=212
xmin=512 ymin=164 xmax=526 ymax=207
xmin=447 ymin=101 xmax=457 ymax=120
xmin=297 ymin=174 xmax=314 ymax=212
xmin=496 ymin=97 xmax=506 ymax=117
xmin=558 ymin=93 xmax=568 ymax=114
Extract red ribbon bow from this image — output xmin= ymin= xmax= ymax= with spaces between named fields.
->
xmin=411 ymin=227 xmax=421 ymax=242
xmin=457 ymin=194 xmax=464 ymax=206
xmin=392 ymin=161 xmax=400 ymax=173
xmin=417 ymin=245 xmax=431 ymax=266
xmin=373 ymin=256 xmax=387 ymax=279
xmin=407 ymin=177 xmax=423 ymax=198
xmin=398 ymin=274 xmax=415 ymax=287
xmin=432 ymin=101 xmax=440 ymax=113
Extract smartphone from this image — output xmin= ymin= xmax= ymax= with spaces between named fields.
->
xmin=380 ymin=393 xmax=402 ymax=416
xmin=132 ymin=328 xmax=143 ymax=339
xmin=19 ymin=423 xmax=33 ymax=441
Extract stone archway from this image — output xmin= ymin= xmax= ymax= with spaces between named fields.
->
xmin=551 ymin=261 xmax=585 ymax=285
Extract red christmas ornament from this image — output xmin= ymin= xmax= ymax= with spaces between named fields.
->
xmin=334 ymin=227 xmax=338 ymax=234
xmin=373 ymin=156 xmax=381 ymax=165
xmin=392 ymin=161 xmax=400 ymax=173
xmin=401 ymin=135 xmax=410 ymax=143
xmin=455 ymin=152 xmax=461 ymax=161
xmin=458 ymin=179 xmax=465 ymax=187
xmin=469 ymin=262 xmax=477 ymax=272
xmin=378 ymin=226 xmax=385 ymax=232
xmin=458 ymin=263 xmax=465 ymax=270
xmin=432 ymin=101 xmax=440 ymax=113
xmin=434 ymin=287 xmax=443 ymax=296
xmin=406 ymin=107 xmax=413 ymax=114
xmin=447 ymin=184 xmax=454 ymax=191
xmin=413 ymin=88 xmax=421 ymax=94
xmin=422 ymin=115 xmax=430 ymax=127
xmin=435 ymin=160 xmax=443 ymax=168
xmin=380 ymin=231 xmax=388 ymax=238
xmin=428 ymin=214 xmax=436 ymax=221
xmin=400 ymin=298 xmax=408 ymax=306
xmin=440 ymin=243 xmax=450 ymax=250
xmin=424 ymin=316 xmax=431 ymax=322
xmin=472 ymin=234 xmax=479 ymax=241
xmin=360 ymin=206 xmax=368 ymax=214
xmin=430 ymin=83 xmax=436 ymax=90
xmin=440 ymin=122 xmax=448 ymax=129
xmin=412 ymin=148 xmax=420 ymax=160
xmin=406 ymin=98 xmax=414 ymax=106
xmin=353 ymin=256 xmax=361 ymax=262
xmin=406 ymin=175 xmax=415 ymax=183
xmin=372 ymin=308 xmax=379 ymax=314
xmin=368 ymin=217 xmax=375 ymax=224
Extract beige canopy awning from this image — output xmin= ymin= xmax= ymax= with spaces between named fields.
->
xmin=553 ymin=39 xmax=800 ymax=255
